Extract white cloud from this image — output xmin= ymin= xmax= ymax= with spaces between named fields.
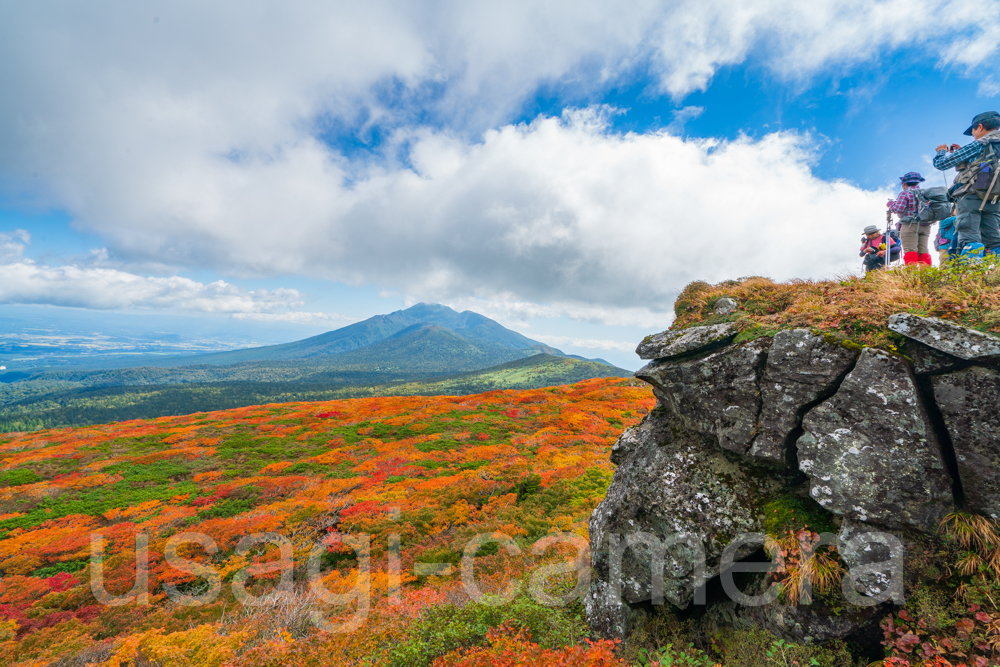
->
xmin=232 ymin=311 xmax=355 ymax=325
xmin=0 ymin=2 xmax=989 ymax=326
xmin=16 ymin=109 xmax=885 ymax=324
xmin=0 ymin=255 xmax=318 ymax=315
xmin=0 ymin=230 xmax=30 ymax=261
xmin=529 ymin=334 xmax=636 ymax=353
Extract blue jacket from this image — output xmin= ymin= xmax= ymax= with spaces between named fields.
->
xmin=935 ymin=216 xmax=957 ymax=251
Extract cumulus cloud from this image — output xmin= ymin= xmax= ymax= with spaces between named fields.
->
xmin=0 ymin=1 xmax=986 ymax=325
xmin=13 ymin=109 xmax=886 ymax=323
xmin=0 ymin=235 xmax=321 ymax=315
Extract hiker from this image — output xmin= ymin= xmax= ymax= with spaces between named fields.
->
xmin=860 ymin=224 xmax=900 ymax=272
xmin=935 ymin=206 xmax=958 ymax=264
xmin=933 ymin=111 xmax=1000 ymax=260
xmin=887 ymin=172 xmax=933 ymax=265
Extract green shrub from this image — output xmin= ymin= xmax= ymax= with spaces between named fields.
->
xmin=717 ymin=629 xmax=855 ymax=667
xmin=637 ymin=643 xmax=716 ymax=666
xmin=383 ymin=595 xmax=587 ymax=667
xmin=0 ymin=468 xmax=42 ymax=486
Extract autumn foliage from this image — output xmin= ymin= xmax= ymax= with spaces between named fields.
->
xmin=0 ymin=377 xmax=653 ymax=666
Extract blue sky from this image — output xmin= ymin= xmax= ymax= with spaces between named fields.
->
xmin=1 ymin=1 xmax=998 ymax=369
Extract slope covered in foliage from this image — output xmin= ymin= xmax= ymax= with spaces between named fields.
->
xmin=0 ymin=377 xmax=653 ymax=666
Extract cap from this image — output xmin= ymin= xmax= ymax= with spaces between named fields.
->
xmin=964 ymin=111 xmax=1000 ymax=136
xmin=899 ymin=171 xmax=924 ymax=184
xmin=863 ymin=225 xmax=879 ymax=235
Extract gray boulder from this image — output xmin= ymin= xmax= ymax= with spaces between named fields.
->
xmin=742 ymin=599 xmax=885 ymax=644
xmin=932 ymin=366 xmax=1000 ymax=518
xmin=714 ymin=297 xmax=739 ymax=315
xmin=888 ymin=313 xmax=1000 ymax=361
xmin=907 ymin=340 xmax=962 ymax=375
xmin=750 ymin=330 xmax=859 ymax=466
xmin=796 ymin=348 xmax=953 ymax=531
xmin=636 ymin=323 xmax=738 ymax=360
xmin=587 ymin=407 xmax=782 ymax=640
xmin=837 ymin=518 xmax=907 ymax=601
xmin=636 ymin=339 xmax=769 ymax=455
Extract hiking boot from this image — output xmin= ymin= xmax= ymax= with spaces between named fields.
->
xmin=960 ymin=242 xmax=986 ymax=262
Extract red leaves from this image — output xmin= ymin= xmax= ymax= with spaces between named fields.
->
xmin=896 ymin=633 xmax=920 ymax=653
xmin=44 ymin=572 xmax=79 ymax=592
xmin=338 ymin=500 xmax=385 ymax=519
xmin=884 ymin=606 xmax=1000 ymax=665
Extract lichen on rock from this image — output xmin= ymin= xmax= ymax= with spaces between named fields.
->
xmin=932 ymin=365 xmax=1000 ymax=518
xmin=587 ymin=406 xmax=782 ymax=639
xmin=635 ymin=322 xmax=738 ymax=360
xmin=795 ymin=348 xmax=952 ymax=531
xmin=888 ymin=313 xmax=1000 ymax=361
xmin=635 ymin=339 xmax=768 ymax=455
xmin=750 ymin=329 xmax=858 ymax=467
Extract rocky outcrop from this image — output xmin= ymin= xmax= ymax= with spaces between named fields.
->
xmin=636 ymin=323 xmax=737 ymax=360
xmin=932 ymin=366 xmax=1000 ymax=518
xmin=636 ymin=340 xmax=768 ymax=455
xmin=590 ymin=314 xmax=1000 ymax=647
xmin=796 ymin=348 xmax=953 ymax=532
xmin=750 ymin=330 xmax=858 ymax=466
xmin=587 ymin=405 xmax=782 ymax=638
xmin=888 ymin=313 xmax=1000 ymax=362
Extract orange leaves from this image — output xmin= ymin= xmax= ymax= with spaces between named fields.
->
xmin=260 ymin=461 xmax=295 ymax=475
xmin=431 ymin=625 xmax=622 ymax=667
xmin=61 ymin=472 xmax=123 ymax=489
xmin=103 ymin=499 xmax=163 ymax=523
xmin=108 ymin=623 xmax=252 ymax=667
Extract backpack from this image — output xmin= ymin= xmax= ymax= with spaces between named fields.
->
xmin=911 ymin=187 xmax=952 ymax=223
xmin=955 ymin=139 xmax=1000 ymax=200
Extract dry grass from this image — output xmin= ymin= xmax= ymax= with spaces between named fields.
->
xmin=672 ymin=262 xmax=1000 ymax=349
xmin=940 ymin=512 xmax=1000 ymax=595
xmin=765 ymin=530 xmax=846 ymax=605
xmin=219 ymin=588 xmax=327 ymax=646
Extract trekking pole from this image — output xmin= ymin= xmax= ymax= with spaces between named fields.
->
xmin=885 ymin=209 xmax=893 ymax=269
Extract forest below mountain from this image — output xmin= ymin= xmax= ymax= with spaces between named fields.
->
xmin=0 ymin=354 xmax=628 ymax=432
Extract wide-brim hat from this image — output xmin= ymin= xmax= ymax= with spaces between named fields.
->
xmin=863 ymin=225 xmax=879 ymax=235
xmin=964 ymin=111 xmax=1000 ymax=136
xmin=900 ymin=172 xmax=924 ymax=184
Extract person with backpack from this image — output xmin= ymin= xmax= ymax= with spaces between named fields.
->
xmin=933 ymin=111 xmax=1000 ymax=261
xmin=860 ymin=224 xmax=900 ymax=272
xmin=935 ymin=206 xmax=958 ymax=264
xmin=887 ymin=172 xmax=933 ymax=266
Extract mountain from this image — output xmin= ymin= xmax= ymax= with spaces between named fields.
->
xmin=317 ymin=323 xmax=547 ymax=373
xmin=164 ymin=303 xmax=544 ymax=366
xmin=0 ymin=303 xmax=627 ymax=430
